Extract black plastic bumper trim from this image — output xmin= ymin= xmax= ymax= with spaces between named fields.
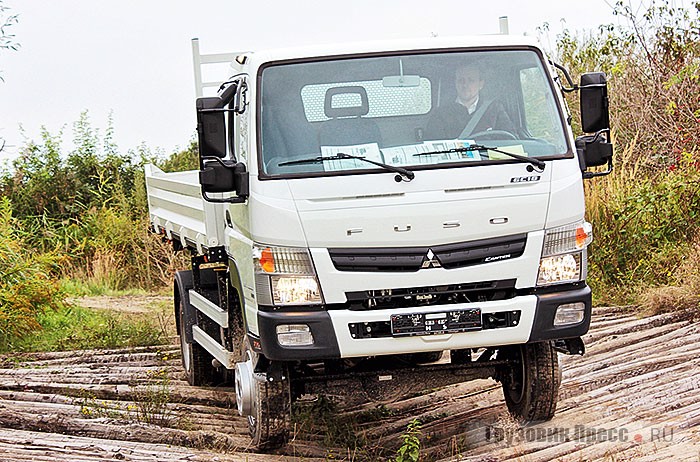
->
xmin=528 ymin=284 xmax=592 ymax=342
xmin=257 ymin=310 xmax=341 ymax=361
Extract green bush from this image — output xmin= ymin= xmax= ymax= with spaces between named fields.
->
xmin=3 ymin=303 xmax=165 ymax=353
xmin=395 ymin=419 xmax=422 ymax=462
xmin=0 ymin=198 xmax=66 ymax=343
xmin=586 ymin=158 xmax=700 ymax=303
xmin=0 ymin=112 xmax=191 ymax=293
xmin=550 ymin=2 xmax=700 ymax=304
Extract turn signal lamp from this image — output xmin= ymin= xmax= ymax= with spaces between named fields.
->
xmin=541 ymin=221 xmax=593 ymax=257
xmin=259 ymin=247 xmax=274 ymax=273
xmin=253 ymin=244 xmax=323 ymax=306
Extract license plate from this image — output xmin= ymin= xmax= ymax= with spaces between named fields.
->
xmin=390 ymin=309 xmax=482 ymax=337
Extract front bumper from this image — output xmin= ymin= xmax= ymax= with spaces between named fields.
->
xmin=256 ymin=284 xmax=592 ymax=361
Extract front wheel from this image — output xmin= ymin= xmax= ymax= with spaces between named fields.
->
xmin=237 ymin=339 xmax=291 ymax=450
xmin=498 ymin=341 xmax=561 ymax=424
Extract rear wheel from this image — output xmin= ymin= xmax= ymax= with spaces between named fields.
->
xmin=499 ymin=341 xmax=561 ymax=423
xmin=178 ymin=297 xmax=218 ymax=386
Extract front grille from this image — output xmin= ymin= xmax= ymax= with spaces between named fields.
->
xmin=342 ymin=279 xmax=517 ymax=311
xmin=328 ymin=234 xmax=527 ymax=272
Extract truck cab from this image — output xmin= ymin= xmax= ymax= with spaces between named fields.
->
xmin=146 ymin=34 xmax=612 ymax=449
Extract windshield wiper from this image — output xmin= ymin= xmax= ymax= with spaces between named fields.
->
xmin=414 ymin=144 xmax=545 ymax=170
xmin=279 ymin=153 xmax=415 ymax=182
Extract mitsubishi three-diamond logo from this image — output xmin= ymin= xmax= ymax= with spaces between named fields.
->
xmin=421 ymin=249 xmax=441 ymax=268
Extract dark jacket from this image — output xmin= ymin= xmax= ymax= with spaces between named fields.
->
xmin=425 ymin=99 xmax=516 ymax=140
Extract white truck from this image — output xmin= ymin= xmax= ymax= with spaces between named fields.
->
xmin=146 ymin=33 xmax=613 ymax=449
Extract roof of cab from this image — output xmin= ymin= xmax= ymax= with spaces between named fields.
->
xmin=236 ymin=34 xmax=544 ymax=72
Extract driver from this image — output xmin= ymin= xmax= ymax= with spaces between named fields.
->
xmin=425 ymin=64 xmax=516 ymax=140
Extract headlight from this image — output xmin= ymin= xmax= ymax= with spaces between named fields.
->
xmin=272 ymin=276 xmax=320 ymax=304
xmin=538 ymin=252 xmax=582 ymax=285
xmin=253 ymin=245 xmax=323 ymax=305
xmin=537 ymin=221 xmax=592 ymax=286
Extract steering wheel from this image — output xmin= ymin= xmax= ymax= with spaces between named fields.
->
xmin=469 ymin=130 xmax=519 ymax=141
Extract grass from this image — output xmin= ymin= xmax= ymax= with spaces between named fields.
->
xmin=59 ymin=278 xmax=157 ymax=297
xmin=584 ymin=140 xmax=700 ymax=306
xmin=1 ymin=301 xmax=170 ymax=353
xmin=77 ymin=367 xmax=183 ymax=429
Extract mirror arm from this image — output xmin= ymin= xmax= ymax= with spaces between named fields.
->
xmin=583 ymin=157 xmax=613 ymax=179
xmin=198 ymin=108 xmax=238 ymax=113
xmin=233 ymin=79 xmax=248 ymax=114
xmin=549 ymin=61 xmax=578 ymax=93
xmin=202 ymin=191 xmax=247 ymax=204
xmin=589 ymin=127 xmax=610 ymax=143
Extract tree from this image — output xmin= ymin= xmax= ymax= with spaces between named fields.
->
xmin=0 ymin=0 xmax=18 ymax=57
xmin=0 ymin=0 xmax=19 ymax=152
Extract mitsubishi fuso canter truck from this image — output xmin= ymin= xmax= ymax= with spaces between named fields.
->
xmin=145 ymin=34 xmax=613 ymax=448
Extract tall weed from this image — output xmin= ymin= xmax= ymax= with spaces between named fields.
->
xmin=0 ymin=112 xmax=190 ymax=293
xmin=552 ymin=3 xmax=700 ymax=304
xmin=586 ymin=135 xmax=700 ymax=304
xmin=0 ymin=198 xmax=66 ymax=343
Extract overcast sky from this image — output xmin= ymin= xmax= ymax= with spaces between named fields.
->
xmin=0 ymin=0 xmax=627 ymax=164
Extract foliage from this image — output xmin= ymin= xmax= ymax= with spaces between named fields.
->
xmin=0 ymin=198 xmax=66 ymax=343
xmin=0 ymin=111 xmax=190 ymax=293
xmin=553 ymin=1 xmax=700 ymax=165
xmin=293 ymin=395 xmax=365 ymax=449
xmin=549 ymin=2 xmax=700 ymax=305
xmin=129 ymin=368 xmax=178 ymax=427
xmin=2 ymin=302 xmax=166 ymax=353
xmin=159 ymin=138 xmax=199 ymax=172
xmin=1 ymin=0 xmax=19 ymax=150
xmin=639 ymin=285 xmax=700 ymax=315
xmin=584 ymin=144 xmax=700 ymax=303
xmin=77 ymin=367 xmax=181 ymax=429
xmin=0 ymin=0 xmax=19 ymax=84
xmin=0 ymin=111 xmax=192 ymax=348
xmin=395 ymin=419 xmax=422 ymax=462
xmin=0 ymin=0 xmax=17 ymax=52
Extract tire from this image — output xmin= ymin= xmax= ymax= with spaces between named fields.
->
xmin=499 ymin=341 xmax=561 ymax=424
xmin=178 ymin=297 xmax=218 ymax=386
xmin=240 ymin=339 xmax=291 ymax=450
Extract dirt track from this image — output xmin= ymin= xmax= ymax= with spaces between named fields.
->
xmin=0 ymin=306 xmax=698 ymax=461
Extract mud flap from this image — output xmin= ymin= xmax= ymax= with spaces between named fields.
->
xmin=174 ymin=270 xmax=195 ymax=343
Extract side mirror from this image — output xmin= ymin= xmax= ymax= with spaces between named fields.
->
xmin=577 ymin=72 xmax=613 ymax=178
xmin=196 ymin=97 xmax=226 ymax=159
xmin=580 ymin=72 xmax=610 ymax=133
xmin=195 ymin=80 xmax=244 ymax=162
xmin=199 ymin=158 xmax=249 ymax=203
xmin=576 ymin=132 xmax=613 ymax=179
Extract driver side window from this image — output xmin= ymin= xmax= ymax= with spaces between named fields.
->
xmin=520 ymin=68 xmax=562 ymax=144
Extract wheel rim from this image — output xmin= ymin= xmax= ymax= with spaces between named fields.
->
xmin=179 ymin=301 xmax=192 ymax=373
xmin=235 ymin=354 xmax=256 ymax=416
xmin=240 ymin=342 xmax=260 ymax=436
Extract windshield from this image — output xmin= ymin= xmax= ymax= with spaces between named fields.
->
xmin=259 ymin=49 xmax=569 ymax=177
